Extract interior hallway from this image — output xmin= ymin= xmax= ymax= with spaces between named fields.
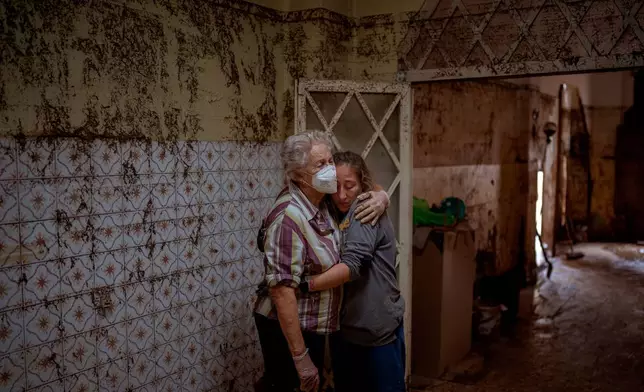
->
xmin=413 ymin=243 xmax=644 ymax=392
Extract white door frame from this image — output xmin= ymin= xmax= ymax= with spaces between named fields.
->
xmin=295 ymin=78 xmax=414 ymax=378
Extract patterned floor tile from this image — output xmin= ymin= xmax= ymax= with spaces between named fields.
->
xmin=61 ymin=294 xmax=96 ymax=336
xmin=22 ymin=261 xmax=60 ymax=305
xmin=96 ymin=323 xmax=127 ymax=364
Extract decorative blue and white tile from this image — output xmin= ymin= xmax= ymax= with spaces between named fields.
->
xmin=59 ymin=255 xmax=94 ymax=296
xmin=94 ymin=214 xmax=123 ymax=253
xmin=202 ymin=204 xmax=221 ymax=237
xmin=176 ymin=172 xmax=201 ymax=207
xmin=176 ymin=141 xmax=199 ymax=175
xmin=0 ymin=350 xmax=25 ymax=391
xmin=218 ymin=232 xmax=242 ymax=264
xmin=64 ymin=369 xmax=99 ymax=392
xmin=122 ymin=245 xmax=150 ymax=281
xmin=240 ymin=144 xmax=261 ymax=171
xmin=122 ymin=139 xmax=152 ymax=176
xmin=220 ymin=201 xmax=242 ymax=232
xmin=201 ymin=296 xmax=224 ymax=332
xmin=57 ymin=139 xmax=92 ymax=178
xmin=241 ymin=230 xmax=260 ymax=259
xmin=262 ymin=170 xmax=284 ymax=198
xmin=124 ymin=281 xmax=153 ymax=319
xmin=245 ymin=256 xmax=264 ymax=287
xmin=127 ymin=315 xmax=154 ymax=354
xmin=181 ymin=365 xmax=203 ymax=392
xmin=177 ymin=271 xmax=201 ymax=305
xmin=158 ymin=374 xmax=181 ymax=392
xmin=20 ymin=220 xmax=58 ymax=262
xmin=0 ymin=308 xmax=24 ymax=354
xmin=176 ymin=240 xmax=199 ymax=272
xmin=199 ymin=234 xmax=221 ymax=266
xmin=221 ymin=291 xmax=244 ymax=325
xmin=180 ymin=303 xmax=201 ymax=338
xmin=155 ymin=278 xmax=176 ymax=311
xmin=219 ymin=142 xmax=240 ymax=171
xmin=259 ymin=142 xmax=281 ymax=170
xmin=97 ymin=358 xmax=128 ymax=391
xmin=0 ymin=267 xmax=22 ymax=310
xmin=176 ymin=206 xmax=200 ymax=241
xmin=219 ymin=171 xmax=241 ymax=202
xmin=128 ymin=349 xmax=156 ymax=388
xmin=120 ymin=212 xmax=148 ymax=250
xmin=22 ymin=261 xmax=60 ymax=306
xmin=92 ymin=140 xmax=122 ymax=177
xmin=17 ymin=139 xmax=57 ymax=179
xmin=201 ymin=264 xmax=224 ymax=300
xmin=199 ymin=141 xmax=220 ymax=173
xmin=240 ymin=199 xmax=263 ymax=230
xmin=122 ymin=181 xmax=151 ymax=213
xmin=222 ymin=260 xmax=246 ymax=293
xmin=157 ymin=343 xmax=181 ymax=379
xmin=0 ymin=137 xmax=18 ymax=180
xmin=61 ymin=294 xmax=95 ymax=336
xmin=63 ymin=331 xmax=97 ymax=374
xmin=58 ymin=216 xmax=94 ymax=258
xmin=93 ymin=176 xmax=123 ymax=214
xmin=201 ymin=172 xmax=220 ymax=204
xmin=154 ymin=311 xmax=178 ymax=351
xmin=97 ymin=324 xmax=128 ymax=364
xmin=153 ymin=209 xmax=176 ymax=244
xmin=150 ymin=174 xmax=176 ymax=209
xmin=151 ymin=242 xmax=176 ymax=278
xmin=24 ymin=339 xmax=64 ymax=387
xmin=57 ymin=177 xmax=93 ymax=217
xmin=95 ymin=251 xmax=124 ymax=287
xmin=18 ymin=179 xmax=57 ymax=221
xmin=0 ymin=181 xmax=20 ymax=223
xmin=94 ymin=286 xmax=127 ymax=328
xmin=241 ymin=171 xmax=262 ymax=200
xmin=150 ymin=142 xmax=177 ymax=175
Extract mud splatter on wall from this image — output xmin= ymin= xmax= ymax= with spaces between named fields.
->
xmin=412 ymin=81 xmax=555 ymax=276
xmin=0 ymin=0 xmax=362 ymax=391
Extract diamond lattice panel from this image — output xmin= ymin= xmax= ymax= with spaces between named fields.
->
xmin=404 ymin=0 xmax=644 ymax=80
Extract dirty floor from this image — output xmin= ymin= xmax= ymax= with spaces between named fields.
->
xmin=412 ymin=243 xmax=644 ymax=392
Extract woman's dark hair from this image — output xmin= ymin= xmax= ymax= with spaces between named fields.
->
xmin=333 ymin=151 xmax=375 ymax=193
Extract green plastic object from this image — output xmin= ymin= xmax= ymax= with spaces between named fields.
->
xmin=413 ymin=197 xmax=457 ymax=227
xmin=440 ymin=197 xmax=467 ymax=221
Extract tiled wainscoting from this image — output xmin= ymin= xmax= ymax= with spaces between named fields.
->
xmin=0 ymin=137 xmax=283 ymax=391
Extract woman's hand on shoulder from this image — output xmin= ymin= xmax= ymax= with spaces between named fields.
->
xmin=355 ymin=190 xmax=390 ymax=226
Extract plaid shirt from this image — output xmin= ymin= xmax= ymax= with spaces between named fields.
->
xmin=254 ymin=182 xmax=342 ymax=334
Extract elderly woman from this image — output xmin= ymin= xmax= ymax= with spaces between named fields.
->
xmin=253 ymin=131 xmax=389 ymax=392
xmin=300 ymin=151 xmax=405 ymax=392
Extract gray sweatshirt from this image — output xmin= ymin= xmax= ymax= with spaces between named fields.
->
xmin=337 ymin=201 xmax=405 ymax=347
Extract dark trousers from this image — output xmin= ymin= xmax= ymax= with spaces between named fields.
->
xmin=254 ymin=313 xmax=328 ymax=392
xmin=330 ymin=324 xmax=406 ymax=392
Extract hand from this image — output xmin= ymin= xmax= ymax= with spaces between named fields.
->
xmin=355 ymin=190 xmax=390 ymax=225
xmin=293 ymin=350 xmax=319 ymax=392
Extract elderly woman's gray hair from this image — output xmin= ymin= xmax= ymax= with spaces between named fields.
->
xmin=281 ymin=130 xmax=334 ymax=183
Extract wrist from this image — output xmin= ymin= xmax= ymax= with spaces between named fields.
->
xmin=292 ymin=347 xmax=309 ymax=360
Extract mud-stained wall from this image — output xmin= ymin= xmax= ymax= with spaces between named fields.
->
xmin=0 ymin=0 xmax=361 ymax=143
xmin=585 ymin=106 xmax=626 ymax=240
xmin=0 ymin=0 xmax=360 ymax=390
xmin=412 ymin=81 xmax=555 ymax=276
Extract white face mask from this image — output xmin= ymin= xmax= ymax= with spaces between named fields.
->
xmin=311 ymin=165 xmax=337 ymax=194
